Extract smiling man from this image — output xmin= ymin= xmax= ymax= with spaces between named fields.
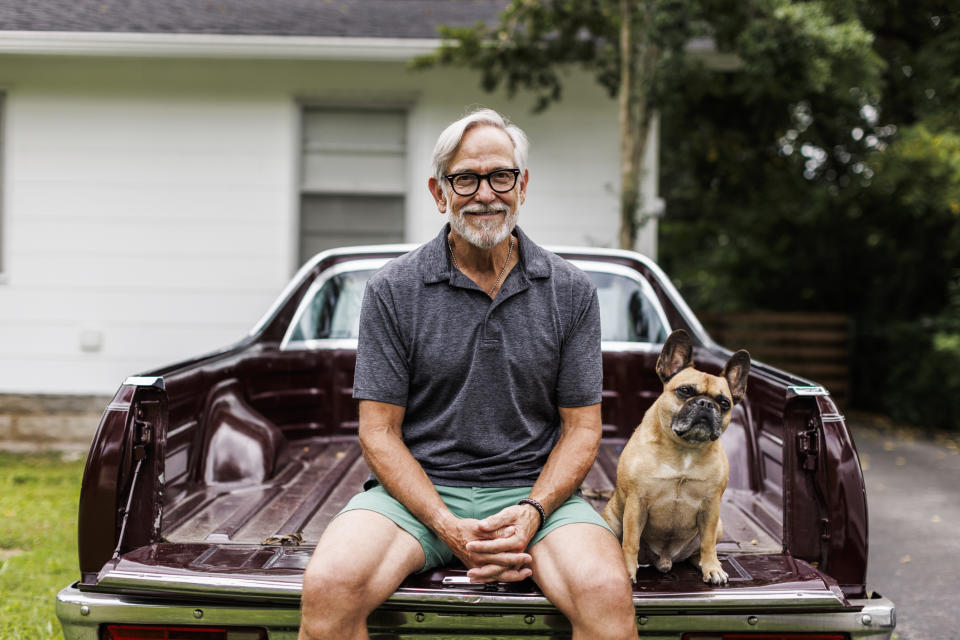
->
xmin=298 ymin=108 xmax=638 ymax=640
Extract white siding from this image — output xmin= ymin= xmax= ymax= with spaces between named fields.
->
xmin=0 ymin=54 xmax=657 ymax=395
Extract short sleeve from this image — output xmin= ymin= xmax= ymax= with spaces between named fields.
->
xmin=352 ymin=280 xmax=410 ymax=406
xmin=555 ymin=285 xmax=603 ymax=407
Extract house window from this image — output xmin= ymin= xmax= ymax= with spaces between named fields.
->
xmin=298 ymin=107 xmax=406 ymax=265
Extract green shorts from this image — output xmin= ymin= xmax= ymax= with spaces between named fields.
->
xmin=338 ymin=484 xmax=614 ymax=571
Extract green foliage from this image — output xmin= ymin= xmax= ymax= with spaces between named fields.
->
xmin=0 ymin=452 xmax=85 ymax=640
xmin=657 ymin=2 xmax=887 ymax=313
xmin=857 ymin=273 xmax=960 ymax=431
xmin=730 ymin=1 xmax=883 ymax=101
xmin=414 ymin=0 xmax=620 ymax=111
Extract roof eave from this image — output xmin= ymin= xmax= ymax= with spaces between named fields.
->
xmin=0 ymin=31 xmax=442 ymax=60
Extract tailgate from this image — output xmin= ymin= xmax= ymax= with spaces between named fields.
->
xmin=91 ymin=543 xmax=846 ymax=610
xmin=63 ymin=548 xmax=898 ymax=639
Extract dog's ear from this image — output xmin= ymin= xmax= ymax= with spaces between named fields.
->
xmin=657 ymin=330 xmax=694 ymax=382
xmin=723 ymin=350 xmax=751 ymax=405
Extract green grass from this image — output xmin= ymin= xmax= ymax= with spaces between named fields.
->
xmin=0 ymin=451 xmax=86 ymax=640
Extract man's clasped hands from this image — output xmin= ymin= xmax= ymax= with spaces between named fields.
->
xmin=436 ymin=503 xmax=543 ymax=583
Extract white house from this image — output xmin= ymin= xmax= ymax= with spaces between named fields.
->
xmin=0 ymin=0 xmax=665 ymax=396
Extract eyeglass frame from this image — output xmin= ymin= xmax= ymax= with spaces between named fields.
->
xmin=444 ymin=168 xmax=522 ymax=197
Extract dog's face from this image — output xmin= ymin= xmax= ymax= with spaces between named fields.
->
xmin=655 ymin=330 xmax=750 ymax=445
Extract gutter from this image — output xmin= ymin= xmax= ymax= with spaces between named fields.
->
xmin=0 ymin=31 xmax=742 ymax=68
xmin=0 ymin=31 xmax=441 ymax=60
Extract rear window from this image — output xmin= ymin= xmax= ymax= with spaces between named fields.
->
xmin=286 ymin=269 xmax=376 ymax=342
xmin=587 ymin=270 xmax=669 ymax=344
xmin=283 ymin=264 xmax=668 ymax=347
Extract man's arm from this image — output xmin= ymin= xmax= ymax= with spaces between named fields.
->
xmin=464 ymin=403 xmax=602 ymax=581
xmin=529 ymin=403 xmax=603 ymax=514
xmin=358 ymin=399 xmax=534 ymax=582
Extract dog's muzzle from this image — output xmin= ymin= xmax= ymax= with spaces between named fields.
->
xmin=673 ymin=398 xmax=723 ymax=442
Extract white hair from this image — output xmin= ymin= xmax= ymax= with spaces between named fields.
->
xmin=431 ymin=107 xmax=529 ymax=184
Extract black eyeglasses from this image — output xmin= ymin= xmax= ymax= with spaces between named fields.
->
xmin=445 ymin=168 xmax=521 ymax=196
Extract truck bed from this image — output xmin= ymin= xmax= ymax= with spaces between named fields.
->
xmin=163 ymin=435 xmax=782 ymax=556
xmin=91 ymin=435 xmax=847 ymax=621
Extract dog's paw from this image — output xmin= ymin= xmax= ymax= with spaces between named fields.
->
xmin=701 ymin=563 xmax=728 ymax=585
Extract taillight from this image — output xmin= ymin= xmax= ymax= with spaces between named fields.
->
xmin=683 ymin=635 xmax=847 ymax=640
xmin=102 ymin=626 xmax=266 ymax=640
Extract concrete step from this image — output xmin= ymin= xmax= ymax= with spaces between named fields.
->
xmin=0 ymin=393 xmax=112 ymax=452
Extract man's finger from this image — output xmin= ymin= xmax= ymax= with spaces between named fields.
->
xmin=466 ymin=563 xmax=504 ymax=582
xmin=465 ymin=551 xmax=531 ymax=572
xmin=467 ymin=563 xmax=533 ymax=583
xmin=477 ymin=508 xmax=520 ymax=532
xmin=466 ymin=535 xmax=523 ymax=554
xmin=496 ymin=567 xmax=534 ymax=583
xmin=476 ymin=551 xmax=531 ymax=566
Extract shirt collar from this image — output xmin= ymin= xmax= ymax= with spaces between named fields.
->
xmin=421 ymin=223 xmax=550 ymax=284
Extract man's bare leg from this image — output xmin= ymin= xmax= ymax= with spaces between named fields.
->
xmin=529 ymin=523 xmax=638 ymax=640
xmin=299 ymin=509 xmax=425 ymax=640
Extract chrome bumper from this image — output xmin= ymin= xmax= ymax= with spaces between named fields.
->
xmin=57 ymin=583 xmax=895 ymax=640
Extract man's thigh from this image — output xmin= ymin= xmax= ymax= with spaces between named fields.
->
xmin=528 ymin=522 xmax=633 ymax=611
xmin=339 ymin=484 xmax=462 ymax=570
xmin=303 ymin=509 xmax=425 ymax=604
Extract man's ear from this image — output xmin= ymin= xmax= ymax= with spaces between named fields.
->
xmin=518 ymin=168 xmax=529 ymax=205
xmin=656 ymin=330 xmax=694 ymax=382
xmin=428 ymin=177 xmax=447 ymax=213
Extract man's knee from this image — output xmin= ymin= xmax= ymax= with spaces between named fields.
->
xmin=559 ymin=560 xmax=636 ymax=639
xmin=578 ymin=559 xmax=634 ymax=606
xmin=299 ymin=510 xmax=425 ymax=638
xmin=302 ymin=556 xmax=367 ymax=604
xmin=300 ymin=559 xmax=375 ymax=639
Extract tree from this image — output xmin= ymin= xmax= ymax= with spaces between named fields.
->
xmin=415 ymin=0 xmax=881 ymax=251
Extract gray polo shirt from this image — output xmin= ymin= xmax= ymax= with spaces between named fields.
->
xmin=353 ymin=223 xmax=602 ymax=487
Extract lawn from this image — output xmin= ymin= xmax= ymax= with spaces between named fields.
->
xmin=0 ymin=451 xmax=86 ymax=640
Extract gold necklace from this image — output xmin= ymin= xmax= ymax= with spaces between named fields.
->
xmin=448 ymin=235 xmax=515 ymax=297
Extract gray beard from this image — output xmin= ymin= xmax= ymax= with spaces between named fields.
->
xmin=449 ymin=202 xmax=518 ymax=249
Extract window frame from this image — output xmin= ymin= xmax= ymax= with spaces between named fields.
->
xmin=280 ymin=258 xmax=390 ymax=351
xmin=571 ymin=260 xmax=672 ymax=351
xmin=295 ymin=101 xmax=411 ymax=269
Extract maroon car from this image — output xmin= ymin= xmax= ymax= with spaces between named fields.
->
xmin=56 ymin=244 xmax=896 ymax=639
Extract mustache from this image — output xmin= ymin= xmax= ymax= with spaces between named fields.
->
xmin=459 ymin=203 xmax=509 ymax=215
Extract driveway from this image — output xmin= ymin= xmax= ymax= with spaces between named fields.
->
xmin=849 ymin=413 xmax=960 ymax=640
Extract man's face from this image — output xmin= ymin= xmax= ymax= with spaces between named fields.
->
xmin=430 ymin=125 xmax=528 ymax=249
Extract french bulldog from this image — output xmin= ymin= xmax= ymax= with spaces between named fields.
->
xmin=601 ymin=329 xmax=750 ymax=585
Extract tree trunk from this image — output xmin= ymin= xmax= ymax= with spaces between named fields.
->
xmin=618 ymin=0 xmax=659 ymax=251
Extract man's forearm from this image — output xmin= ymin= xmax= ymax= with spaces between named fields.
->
xmin=528 ymin=404 xmax=603 ymax=516
xmin=359 ymin=417 xmax=454 ymax=534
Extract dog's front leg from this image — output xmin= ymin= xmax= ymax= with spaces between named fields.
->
xmin=620 ymin=494 xmax=648 ymax=584
xmin=601 ymin=490 xmax=625 ymax=540
xmin=695 ymin=496 xmax=727 ymax=585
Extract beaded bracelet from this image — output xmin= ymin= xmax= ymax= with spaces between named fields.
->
xmin=517 ymin=498 xmax=547 ymax=529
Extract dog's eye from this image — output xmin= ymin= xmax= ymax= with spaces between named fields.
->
xmin=716 ymin=395 xmax=731 ymax=411
xmin=675 ymin=386 xmax=697 ymax=398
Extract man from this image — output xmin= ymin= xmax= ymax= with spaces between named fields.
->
xmin=298 ymin=108 xmax=638 ymax=640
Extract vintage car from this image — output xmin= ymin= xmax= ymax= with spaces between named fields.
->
xmin=56 ymin=243 xmax=896 ymax=639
